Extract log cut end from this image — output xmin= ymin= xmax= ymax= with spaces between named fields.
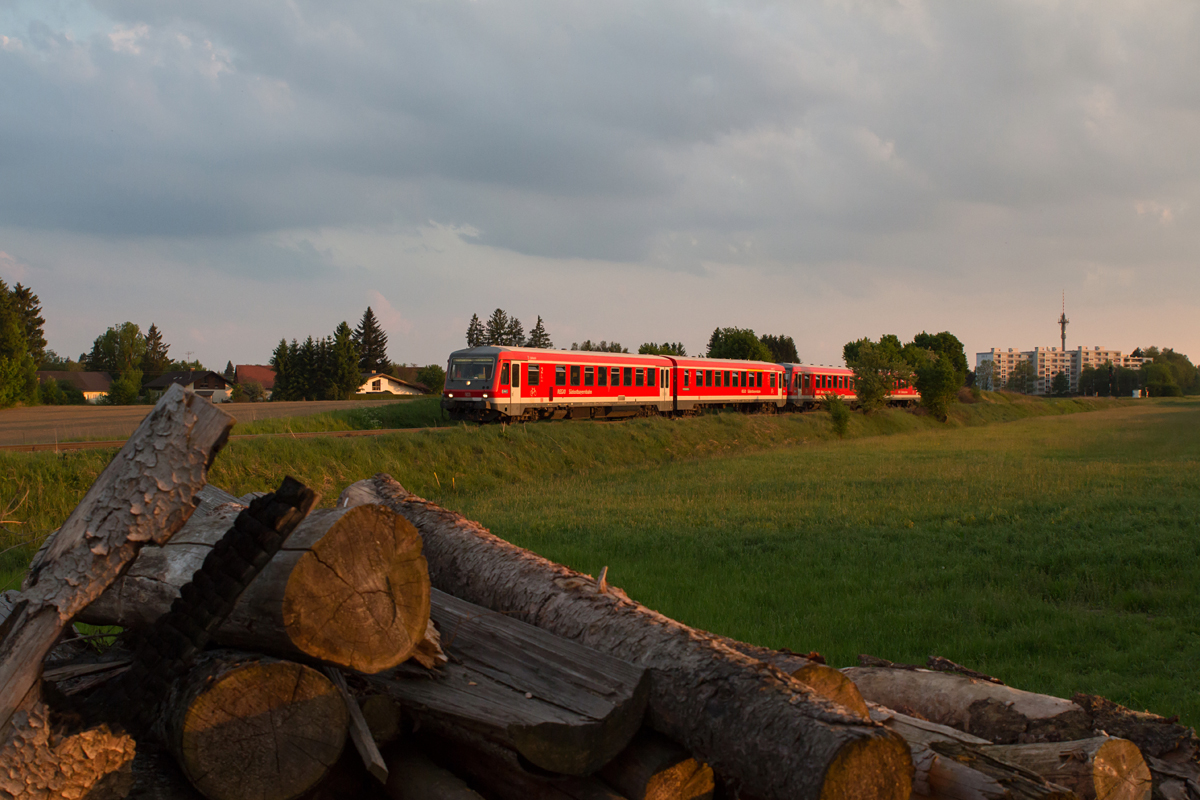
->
xmin=818 ymin=732 xmax=914 ymax=800
xmin=1090 ymin=738 xmax=1153 ymax=800
xmin=282 ymin=504 xmax=431 ymax=673
xmin=790 ymin=664 xmax=870 ymax=722
xmin=171 ymin=657 xmax=349 ymax=800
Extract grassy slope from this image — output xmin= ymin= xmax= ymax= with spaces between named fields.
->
xmin=5 ymin=393 xmax=1196 ymax=723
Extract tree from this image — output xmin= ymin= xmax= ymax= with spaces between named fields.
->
xmin=353 ymin=307 xmax=390 ymax=374
xmin=0 ymin=281 xmax=37 ymax=407
xmin=572 ymin=340 xmax=628 ymax=353
xmin=707 ymin=327 xmax=773 ymax=361
xmin=1142 ymin=362 xmax=1181 ymax=397
xmin=909 ymin=331 xmax=968 ymax=384
xmin=843 ymin=336 xmax=911 ymax=413
xmin=9 ymin=283 xmax=46 ymax=367
xmin=503 ymin=316 xmax=525 ymax=347
xmin=86 ymin=322 xmax=146 ymax=376
xmin=417 ymin=364 xmax=446 ymax=394
xmin=1005 ymin=361 xmax=1036 ymax=394
xmin=975 ymin=360 xmax=997 ymax=391
xmin=525 ymin=316 xmax=552 ymax=349
xmin=466 ymin=314 xmax=486 ymax=347
xmin=907 ymin=349 xmax=959 ymax=420
xmin=1050 ymin=370 xmax=1070 ymax=396
xmin=330 ymin=322 xmax=362 ymax=400
xmin=270 ymin=339 xmax=295 ymax=401
xmin=639 ymin=342 xmax=687 ymax=356
xmin=141 ymin=324 xmax=171 ymax=383
xmin=223 ymin=361 xmax=235 ymax=379
xmin=484 ymin=309 xmax=509 ymax=346
xmin=759 ymin=334 xmax=799 ymax=364
xmin=1142 ymin=347 xmax=1199 ymax=394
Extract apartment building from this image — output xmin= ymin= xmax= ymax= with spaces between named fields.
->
xmin=975 ymin=346 xmax=1145 ymax=394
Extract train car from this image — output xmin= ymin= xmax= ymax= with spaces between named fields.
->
xmin=442 ymin=346 xmax=789 ymax=422
xmin=782 ymin=363 xmax=920 ymax=409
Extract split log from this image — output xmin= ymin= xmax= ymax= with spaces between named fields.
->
xmin=80 ymin=488 xmax=430 ymax=673
xmin=982 ymin=739 xmax=1151 ymax=800
xmin=0 ymin=384 xmax=232 ymax=731
xmin=385 ymin=747 xmax=485 ymax=800
xmin=163 ymin=650 xmax=349 ymax=800
xmin=340 ymin=475 xmax=914 ymax=800
xmin=598 ymin=730 xmax=714 ymax=800
xmin=369 ymin=588 xmax=648 ymax=775
xmin=843 ymin=666 xmax=1092 ymax=743
xmin=426 ymin=736 xmax=630 ymax=800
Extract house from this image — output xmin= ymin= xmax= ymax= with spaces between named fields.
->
xmin=234 ymin=364 xmax=276 ymax=399
xmin=356 ymin=372 xmax=427 ymax=396
xmin=37 ymin=371 xmax=112 ymax=404
xmin=144 ymin=371 xmax=233 ymax=402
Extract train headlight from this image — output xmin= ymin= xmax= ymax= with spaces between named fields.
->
xmin=447 ymin=393 xmax=453 ymax=398
xmin=483 ymin=393 xmax=489 ymax=398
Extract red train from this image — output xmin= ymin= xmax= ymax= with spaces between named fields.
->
xmin=442 ymin=345 xmax=918 ymax=422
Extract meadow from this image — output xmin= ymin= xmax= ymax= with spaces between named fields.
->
xmin=2 ymin=393 xmax=1196 ymax=725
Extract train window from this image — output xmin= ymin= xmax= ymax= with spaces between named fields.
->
xmin=570 ymin=365 xmax=581 ymax=386
xmin=598 ymin=366 xmax=608 ymax=386
xmin=623 ymin=367 xmax=633 ymax=385
xmin=731 ymin=371 xmax=738 ymax=388
xmin=528 ymin=365 xmax=540 ymax=386
xmin=723 ymin=370 xmax=730 ymax=386
xmin=512 ymin=364 xmax=520 ymax=387
xmin=662 ymin=370 xmax=669 ymax=388
xmin=647 ymin=367 xmax=656 ymax=387
xmin=555 ymin=365 xmax=566 ymax=386
xmin=742 ymin=371 xmax=748 ymax=387
xmin=759 ymin=372 xmax=765 ymax=388
xmin=584 ymin=366 xmax=594 ymax=386
xmin=635 ymin=368 xmax=645 ymax=387
xmin=683 ymin=370 xmax=690 ymax=388
xmin=769 ymin=373 xmax=775 ymax=388
xmin=499 ymin=363 xmax=510 ymax=386
xmin=705 ymin=369 xmax=712 ymax=387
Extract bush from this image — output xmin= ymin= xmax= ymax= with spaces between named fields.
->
xmin=824 ymin=393 xmax=850 ymax=438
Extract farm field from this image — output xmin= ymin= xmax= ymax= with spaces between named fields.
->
xmin=1 ymin=394 xmax=1196 ymax=725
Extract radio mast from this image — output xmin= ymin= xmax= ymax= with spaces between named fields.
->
xmin=1058 ymin=293 xmax=1069 ymax=352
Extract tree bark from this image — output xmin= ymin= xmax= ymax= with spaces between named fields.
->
xmin=0 ymin=384 xmax=233 ymax=732
xmin=981 ymin=739 xmax=1151 ymax=800
xmin=384 ymin=747 xmax=485 ymax=800
xmin=367 ymin=588 xmax=649 ymax=776
xmin=80 ymin=488 xmax=431 ymax=674
xmin=340 ymin=474 xmax=914 ymax=800
xmin=426 ymin=736 xmax=630 ymax=800
xmin=598 ymin=730 xmax=714 ymax=800
xmin=843 ymin=666 xmax=1092 ymax=744
xmin=719 ymin=639 xmax=869 ymax=721
xmin=163 ymin=650 xmax=349 ymax=800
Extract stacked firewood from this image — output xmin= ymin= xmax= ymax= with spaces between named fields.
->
xmin=0 ymin=387 xmax=1195 ymax=800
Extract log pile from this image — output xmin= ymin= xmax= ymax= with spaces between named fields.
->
xmin=0 ymin=395 xmax=1192 ymax=800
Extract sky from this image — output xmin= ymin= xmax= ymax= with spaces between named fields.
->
xmin=2 ymin=0 xmax=1198 ymax=370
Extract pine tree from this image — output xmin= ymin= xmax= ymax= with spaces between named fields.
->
xmin=525 ymin=316 xmax=552 ymax=349
xmin=297 ymin=336 xmax=318 ymax=400
xmin=224 ymin=361 xmax=235 ymax=379
xmin=331 ymin=322 xmax=361 ymax=399
xmin=353 ymin=307 xmax=390 ymax=374
xmin=141 ymin=324 xmax=171 ymax=384
xmin=269 ymin=339 xmax=292 ymax=400
xmin=504 ymin=316 xmax=524 ymax=347
xmin=484 ymin=309 xmax=509 ymax=346
xmin=9 ymin=283 xmax=46 ymax=367
xmin=466 ymin=314 xmax=485 ymax=347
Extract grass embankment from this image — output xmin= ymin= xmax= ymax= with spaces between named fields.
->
xmin=232 ymin=396 xmax=448 ymax=436
xmin=5 ymin=393 xmax=1196 ymax=724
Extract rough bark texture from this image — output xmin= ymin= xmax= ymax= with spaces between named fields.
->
xmin=125 ymin=750 xmax=206 ymax=800
xmin=428 ymin=737 xmax=630 ymax=800
xmin=982 ymin=739 xmax=1151 ymax=800
xmin=340 ymin=475 xmax=913 ymax=800
xmin=81 ymin=489 xmax=430 ymax=673
xmin=0 ymin=684 xmax=137 ymax=800
xmin=0 ymin=384 xmax=233 ymax=732
xmin=720 ymin=639 xmax=868 ymax=721
xmin=844 ymin=667 xmax=1092 ymax=744
xmin=163 ymin=650 xmax=348 ymax=800
xmin=368 ymin=588 xmax=648 ymax=776
xmin=598 ymin=730 xmax=714 ymax=800
xmin=384 ymin=747 xmax=485 ymax=800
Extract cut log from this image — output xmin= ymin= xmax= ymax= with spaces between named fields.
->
xmin=427 ymin=736 xmax=630 ymax=800
xmin=720 ymin=638 xmax=869 ymax=721
xmin=598 ymin=730 xmax=714 ymax=800
xmin=368 ymin=588 xmax=648 ymax=776
xmin=360 ymin=693 xmax=404 ymax=747
xmin=843 ymin=666 xmax=1092 ymax=744
xmin=80 ymin=489 xmax=431 ymax=673
xmin=385 ymin=747 xmax=485 ymax=800
xmin=982 ymin=739 xmax=1151 ymax=800
xmin=126 ymin=749 xmax=207 ymax=800
xmin=326 ymin=666 xmax=389 ymax=784
xmin=163 ymin=650 xmax=349 ymax=800
xmin=0 ymin=384 xmax=233 ymax=731
xmin=340 ymin=475 xmax=914 ymax=800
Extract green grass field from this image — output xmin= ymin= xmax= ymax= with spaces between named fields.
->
xmin=2 ymin=393 xmax=1196 ymax=724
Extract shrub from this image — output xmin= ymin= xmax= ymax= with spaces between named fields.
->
xmin=824 ymin=393 xmax=850 ymax=438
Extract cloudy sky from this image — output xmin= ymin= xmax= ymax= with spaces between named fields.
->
xmin=2 ymin=0 xmax=1197 ymax=369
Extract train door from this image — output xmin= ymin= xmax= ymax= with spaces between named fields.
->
xmin=511 ymin=360 xmax=526 ymax=407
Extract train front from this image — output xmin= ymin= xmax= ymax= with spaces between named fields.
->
xmin=442 ymin=346 xmax=502 ymax=422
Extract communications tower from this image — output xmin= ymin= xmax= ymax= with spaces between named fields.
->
xmin=1058 ymin=293 xmax=1069 ymax=352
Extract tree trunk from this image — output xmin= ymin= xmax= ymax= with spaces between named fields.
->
xmin=598 ymin=730 xmax=714 ymax=800
xmin=163 ymin=650 xmax=349 ymax=800
xmin=80 ymin=488 xmax=431 ymax=674
xmin=842 ymin=666 xmax=1092 ymax=744
xmin=719 ymin=639 xmax=869 ymax=721
xmin=427 ymin=736 xmax=630 ymax=800
xmin=982 ymin=739 xmax=1151 ymax=800
xmin=384 ymin=747 xmax=485 ymax=800
xmin=367 ymin=588 xmax=648 ymax=776
xmin=0 ymin=384 xmax=233 ymax=732
xmin=339 ymin=475 xmax=914 ymax=800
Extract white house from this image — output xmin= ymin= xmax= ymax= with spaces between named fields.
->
xmin=356 ymin=372 xmax=427 ymax=396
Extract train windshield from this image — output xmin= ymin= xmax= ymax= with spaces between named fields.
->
xmin=449 ymin=357 xmax=495 ymax=382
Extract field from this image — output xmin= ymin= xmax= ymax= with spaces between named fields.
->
xmin=2 ymin=393 xmax=1197 ymax=725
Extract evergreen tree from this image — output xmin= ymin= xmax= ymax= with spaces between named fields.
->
xmin=504 ymin=316 xmax=524 ymax=347
xmin=224 ymin=361 xmax=235 ymax=379
xmin=484 ymin=309 xmax=509 ymax=346
xmin=0 ymin=281 xmax=37 ymax=407
xmin=466 ymin=314 xmax=485 ymax=347
xmin=353 ymin=307 xmax=390 ymax=374
xmin=141 ymin=324 xmax=171 ymax=383
xmin=572 ymin=340 xmax=628 ymax=353
xmin=269 ymin=339 xmax=292 ymax=400
xmin=296 ymin=336 xmax=318 ymax=400
xmin=706 ymin=328 xmax=773 ymax=361
xmin=330 ymin=322 xmax=362 ymax=400
xmin=9 ymin=283 xmax=46 ymax=367
xmin=525 ymin=316 xmax=552 ymax=348
xmin=759 ymin=334 xmax=799 ymax=363
xmin=639 ymin=342 xmax=687 ymax=356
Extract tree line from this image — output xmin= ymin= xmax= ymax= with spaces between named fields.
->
xmin=842 ymin=331 xmax=969 ymax=420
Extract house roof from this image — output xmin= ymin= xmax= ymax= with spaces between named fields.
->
xmin=359 ymin=372 xmax=428 ymax=393
xmin=144 ymin=371 xmax=231 ymax=390
xmin=235 ymin=364 xmax=276 ymax=390
xmin=37 ymin=371 xmax=112 ymax=393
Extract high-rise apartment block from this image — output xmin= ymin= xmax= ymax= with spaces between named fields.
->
xmin=975 ymin=346 xmax=1145 ymax=394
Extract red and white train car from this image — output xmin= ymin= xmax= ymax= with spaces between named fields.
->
xmin=781 ymin=363 xmax=920 ymax=409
